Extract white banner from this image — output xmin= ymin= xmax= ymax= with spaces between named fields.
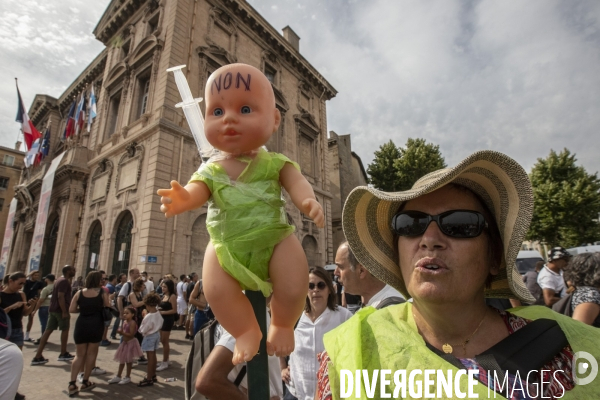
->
xmin=27 ymin=151 xmax=66 ymax=273
xmin=0 ymin=198 xmax=18 ymax=279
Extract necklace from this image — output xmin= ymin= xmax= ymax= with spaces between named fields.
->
xmin=414 ymin=311 xmax=486 ymax=356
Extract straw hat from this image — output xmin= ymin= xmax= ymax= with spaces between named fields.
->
xmin=342 ymin=150 xmax=535 ymax=303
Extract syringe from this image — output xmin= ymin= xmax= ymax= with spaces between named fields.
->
xmin=166 ymin=65 xmax=216 ymax=160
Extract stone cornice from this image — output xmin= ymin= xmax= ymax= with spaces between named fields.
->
xmin=94 ymin=0 xmax=152 ymax=44
xmin=214 ymin=0 xmax=337 ymax=101
xmin=29 ymin=95 xmax=59 ymax=126
xmin=56 ymin=51 xmax=108 ymax=113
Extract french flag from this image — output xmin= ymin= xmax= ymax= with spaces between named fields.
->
xmin=15 ymin=81 xmax=42 ymax=150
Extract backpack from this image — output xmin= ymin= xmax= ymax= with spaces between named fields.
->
xmin=184 ymin=319 xmax=245 ymax=400
xmin=121 ymin=282 xmax=133 ymax=307
xmin=552 ymin=293 xmax=573 ymax=317
xmin=0 ymin=308 xmax=11 ymax=340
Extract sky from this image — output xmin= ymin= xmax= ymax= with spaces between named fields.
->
xmin=1 ymin=0 xmax=599 ymax=175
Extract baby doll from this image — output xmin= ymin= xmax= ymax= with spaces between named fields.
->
xmin=157 ymin=63 xmax=324 ymax=364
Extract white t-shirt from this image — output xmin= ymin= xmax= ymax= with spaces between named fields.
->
xmin=139 ymin=311 xmax=164 ymax=336
xmin=214 ymin=312 xmax=283 ymax=398
xmin=366 ymin=284 xmax=405 ymax=308
xmin=537 ymin=266 xmax=566 ymax=298
xmin=144 ymin=280 xmax=154 ymax=293
xmin=176 ymin=281 xmax=188 ymax=300
xmin=288 ymin=307 xmax=353 ymax=400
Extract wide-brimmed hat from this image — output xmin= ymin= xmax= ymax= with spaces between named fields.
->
xmin=342 ymin=150 xmax=535 ymax=303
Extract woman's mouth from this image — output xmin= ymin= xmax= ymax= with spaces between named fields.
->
xmin=415 ymin=257 xmax=448 ymax=274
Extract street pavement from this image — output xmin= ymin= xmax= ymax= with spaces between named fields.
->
xmin=17 ymin=313 xmax=189 ymax=399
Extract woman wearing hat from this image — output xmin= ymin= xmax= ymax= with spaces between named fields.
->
xmin=317 ymin=151 xmax=600 ymax=399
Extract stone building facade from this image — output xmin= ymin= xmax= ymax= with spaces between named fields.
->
xmin=6 ymin=0 xmax=339 ymax=281
xmin=0 ymin=144 xmax=25 ymax=249
xmin=328 ymin=131 xmax=368 ymax=253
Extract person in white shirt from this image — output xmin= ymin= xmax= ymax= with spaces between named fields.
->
xmin=176 ymin=274 xmax=189 ymax=328
xmin=141 ymin=271 xmax=154 ymax=294
xmin=137 ymin=293 xmax=164 ymax=387
xmin=538 ymin=247 xmax=571 ymax=307
xmin=334 ymin=241 xmax=405 ymax=308
xmin=282 ymin=267 xmax=352 ymax=400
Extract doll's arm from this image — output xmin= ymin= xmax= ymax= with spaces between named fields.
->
xmin=279 ymin=163 xmax=324 ymax=227
xmin=157 ymin=180 xmax=211 ymax=218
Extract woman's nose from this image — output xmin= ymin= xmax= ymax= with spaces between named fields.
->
xmin=419 ymin=221 xmax=447 ymax=250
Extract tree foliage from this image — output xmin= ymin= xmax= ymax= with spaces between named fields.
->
xmin=367 ymin=138 xmax=446 ymax=191
xmin=527 ymin=149 xmax=600 ymax=248
xmin=394 ymin=138 xmax=446 ymax=191
xmin=367 ymin=140 xmax=403 ymax=191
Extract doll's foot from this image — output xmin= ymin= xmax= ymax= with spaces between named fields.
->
xmin=266 ymin=325 xmax=295 ymax=357
xmin=232 ymin=329 xmax=262 ymax=365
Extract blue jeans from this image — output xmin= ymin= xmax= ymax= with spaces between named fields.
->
xmin=193 ymin=310 xmax=210 ymax=335
xmin=38 ymin=306 xmax=49 ymax=334
xmin=111 ymin=317 xmax=121 ymax=338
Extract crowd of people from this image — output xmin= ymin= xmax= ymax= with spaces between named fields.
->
xmin=2 ymin=152 xmax=600 ymax=400
xmin=0 ymin=266 xmax=209 ymax=399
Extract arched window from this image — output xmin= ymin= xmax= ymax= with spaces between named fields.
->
xmin=40 ymin=216 xmax=60 ymax=277
xmin=111 ymin=211 xmax=133 ymax=276
xmin=86 ymin=221 xmax=102 ymax=275
xmin=301 ymin=235 xmax=319 ymax=268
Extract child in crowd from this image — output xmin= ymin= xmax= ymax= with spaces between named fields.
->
xmin=108 ymin=306 xmax=143 ymax=384
xmin=137 ymin=293 xmax=163 ymax=386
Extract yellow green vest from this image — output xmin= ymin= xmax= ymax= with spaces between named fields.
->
xmin=323 ymin=303 xmax=600 ymax=399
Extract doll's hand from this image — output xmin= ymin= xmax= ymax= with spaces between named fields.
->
xmin=302 ymin=198 xmax=324 ymax=228
xmin=157 ymin=181 xmax=190 ymax=218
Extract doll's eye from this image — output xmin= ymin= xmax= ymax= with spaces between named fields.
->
xmin=240 ymin=106 xmax=251 ymax=114
xmin=213 ymin=108 xmax=223 ymax=116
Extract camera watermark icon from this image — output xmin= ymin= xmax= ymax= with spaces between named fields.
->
xmin=573 ymin=351 xmax=598 ymax=386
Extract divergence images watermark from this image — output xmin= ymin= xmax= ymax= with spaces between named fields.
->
xmin=339 ymin=355 xmax=598 ymax=399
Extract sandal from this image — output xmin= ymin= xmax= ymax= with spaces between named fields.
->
xmin=80 ymin=380 xmax=96 ymax=392
xmin=68 ymin=381 xmax=79 ymax=397
xmin=138 ymin=377 xmax=154 ymax=387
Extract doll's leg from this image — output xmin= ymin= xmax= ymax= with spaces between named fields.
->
xmin=267 ymin=234 xmax=309 ymax=357
xmin=203 ymin=243 xmax=262 ymax=365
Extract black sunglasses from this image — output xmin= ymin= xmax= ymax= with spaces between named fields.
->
xmin=391 ymin=210 xmax=488 ymax=238
xmin=309 ymin=282 xmax=327 ymax=290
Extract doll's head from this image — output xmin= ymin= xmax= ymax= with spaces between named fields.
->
xmin=204 ymin=63 xmax=281 ymax=155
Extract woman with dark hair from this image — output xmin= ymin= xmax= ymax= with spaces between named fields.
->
xmin=316 ymin=151 xmax=600 ymax=399
xmin=1 ymin=272 xmax=36 ymax=349
xmin=68 ymin=270 xmax=109 ymax=395
xmin=283 ymin=266 xmax=351 ymax=400
xmin=156 ymin=278 xmax=177 ymax=372
xmin=565 ymin=252 xmax=600 ymax=326
xmin=127 ymin=278 xmax=147 ymax=345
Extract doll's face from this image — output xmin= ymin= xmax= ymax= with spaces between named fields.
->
xmin=204 ymin=64 xmax=281 ymax=155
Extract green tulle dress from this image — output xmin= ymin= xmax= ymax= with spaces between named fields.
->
xmin=189 ymin=149 xmax=298 ymax=296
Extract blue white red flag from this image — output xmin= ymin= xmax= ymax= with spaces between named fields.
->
xmin=15 ymin=81 xmax=42 ymax=150
xmin=63 ymin=100 xmax=76 ymax=139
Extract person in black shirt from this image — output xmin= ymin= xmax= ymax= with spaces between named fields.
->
xmin=23 ymin=270 xmax=44 ymax=342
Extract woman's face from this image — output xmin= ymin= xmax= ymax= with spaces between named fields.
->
xmin=9 ymin=278 xmax=26 ymax=291
xmin=397 ymin=185 xmax=497 ymax=305
xmin=308 ymin=273 xmax=330 ymax=310
xmin=161 ymin=284 xmax=168 ymax=294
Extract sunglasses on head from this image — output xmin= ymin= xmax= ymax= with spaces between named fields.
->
xmin=309 ymin=281 xmax=327 ymax=290
xmin=391 ymin=209 xmax=488 ymax=238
